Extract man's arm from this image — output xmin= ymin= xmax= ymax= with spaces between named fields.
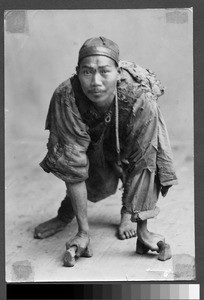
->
xmin=64 ymin=181 xmax=91 ymax=259
xmin=40 ymin=82 xmax=91 ymax=183
xmin=157 ymin=106 xmax=178 ymax=188
xmin=66 ymin=181 xmax=89 ymax=235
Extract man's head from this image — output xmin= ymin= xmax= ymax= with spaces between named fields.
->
xmin=76 ymin=37 xmax=120 ymax=110
xmin=78 ymin=37 xmax=119 ymax=66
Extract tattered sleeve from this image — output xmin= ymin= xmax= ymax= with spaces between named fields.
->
xmin=156 ymin=107 xmax=178 ymax=186
xmin=39 ymin=81 xmax=91 ymax=183
xmin=120 ymin=61 xmax=178 ymax=187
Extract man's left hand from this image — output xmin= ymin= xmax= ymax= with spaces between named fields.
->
xmin=161 ymin=185 xmax=172 ymax=197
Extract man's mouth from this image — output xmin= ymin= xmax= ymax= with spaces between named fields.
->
xmin=90 ymin=89 xmax=104 ymax=94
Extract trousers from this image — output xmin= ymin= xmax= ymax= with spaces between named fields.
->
xmin=57 ymin=161 xmax=160 ymax=222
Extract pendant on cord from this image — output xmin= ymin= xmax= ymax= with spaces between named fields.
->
xmin=105 ymin=111 xmax=112 ymax=124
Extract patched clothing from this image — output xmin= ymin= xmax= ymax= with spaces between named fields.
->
xmin=40 ymin=61 xmax=178 ymax=215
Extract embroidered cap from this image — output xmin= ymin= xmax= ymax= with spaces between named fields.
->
xmin=78 ymin=36 xmax=119 ymax=65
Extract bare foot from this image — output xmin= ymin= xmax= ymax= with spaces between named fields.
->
xmin=137 ymin=230 xmax=165 ymax=251
xmin=118 ymin=213 xmax=137 ymax=240
xmin=34 ymin=216 xmax=68 ymax=239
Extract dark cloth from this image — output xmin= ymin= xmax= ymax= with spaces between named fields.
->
xmin=122 ymin=168 xmax=160 ymax=214
xmin=40 ymin=60 xmax=178 ymax=214
xmin=78 ymin=36 xmax=119 ymax=65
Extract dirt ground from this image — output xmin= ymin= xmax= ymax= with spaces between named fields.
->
xmin=5 ymin=138 xmax=195 ymax=282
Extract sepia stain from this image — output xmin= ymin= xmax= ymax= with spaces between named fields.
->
xmin=172 ymin=254 xmax=195 ymax=280
xmin=12 ymin=260 xmax=34 ymax=282
xmin=5 ymin=10 xmax=29 ymax=34
xmin=166 ymin=10 xmax=188 ymax=24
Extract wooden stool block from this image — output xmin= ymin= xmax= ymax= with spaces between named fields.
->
xmin=157 ymin=241 xmax=172 ymax=261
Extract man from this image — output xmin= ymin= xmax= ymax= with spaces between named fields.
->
xmin=34 ymin=37 xmax=178 ymax=266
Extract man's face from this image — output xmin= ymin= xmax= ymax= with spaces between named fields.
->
xmin=77 ymin=56 xmax=119 ymax=109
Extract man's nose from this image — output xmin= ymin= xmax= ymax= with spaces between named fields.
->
xmin=91 ymin=72 xmax=102 ymax=86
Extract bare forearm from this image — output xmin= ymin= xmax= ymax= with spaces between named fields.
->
xmin=65 ymin=181 xmax=89 ymax=234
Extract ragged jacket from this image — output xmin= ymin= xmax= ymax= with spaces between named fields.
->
xmin=40 ymin=60 xmax=178 ymax=187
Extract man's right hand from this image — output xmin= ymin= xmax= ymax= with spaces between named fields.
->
xmin=63 ymin=232 xmax=93 ymax=267
xmin=66 ymin=232 xmax=92 ymax=258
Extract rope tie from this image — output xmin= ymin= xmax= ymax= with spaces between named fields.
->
xmin=115 ymin=89 xmax=121 ymax=165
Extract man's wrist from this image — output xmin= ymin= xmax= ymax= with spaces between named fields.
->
xmin=161 ymin=185 xmax=172 ymax=197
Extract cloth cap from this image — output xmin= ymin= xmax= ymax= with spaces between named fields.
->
xmin=78 ymin=37 xmax=119 ymax=65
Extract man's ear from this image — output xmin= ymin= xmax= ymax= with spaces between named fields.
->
xmin=76 ymin=66 xmax=79 ymax=75
xmin=117 ymin=66 xmax=122 ymax=81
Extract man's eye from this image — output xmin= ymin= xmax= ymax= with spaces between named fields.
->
xmin=101 ymin=69 xmax=109 ymax=74
xmin=83 ymin=70 xmax=92 ymax=75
